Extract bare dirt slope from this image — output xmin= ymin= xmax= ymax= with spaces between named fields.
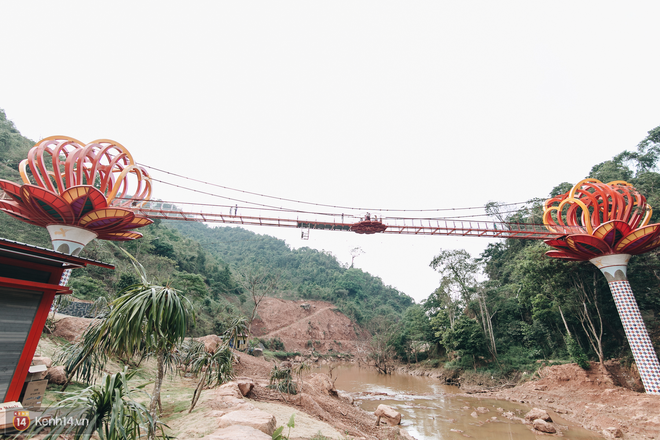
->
xmin=478 ymin=361 xmax=660 ymax=439
xmin=251 ymin=298 xmax=370 ymax=353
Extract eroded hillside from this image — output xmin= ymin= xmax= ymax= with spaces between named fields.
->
xmin=251 ymin=298 xmax=372 ymax=354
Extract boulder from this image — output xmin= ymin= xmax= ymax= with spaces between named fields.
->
xmin=236 ymin=380 xmax=254 ymax=397
xmin=338 ymin=390 xmax=354 ymax=405
xmin=532 ymin=419 xmax=556 ymax=433
xmin=46 ymin=366 xmax=67 ymax=385
xmin=53 ymin=317 xmax=94 ymax=342
xmin=217 ymin=409 xmax=276 ymax=435
xmin=388 ymin=427 xmax=416 ymax=439
xmin=374 ymin=404 xmax=401 ymax=426
xmin=475 ymin=407 xmax=489 ymax=414
xmin=195 ymin=335 xmax=224 ymax=353
xmin=204 ymin=425 xmax=271 ymax=440
xmin=215 ymin=382 xmax=243 ymax=399
xmin=252 ymin=348 xmax=263 ymax=357
xmin=602 ymin=427 xmax=624 ymax=439
xmin=308 ymin=373 xmax=337 ymax=396
xmin=299 ymin=394 xmax=332 ymax=420
xmin=524 ymin=407 xmax=552 ymax=422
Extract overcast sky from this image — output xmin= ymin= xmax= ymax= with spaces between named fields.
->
xmin=1 ymin=2 xmax=659 ymax=302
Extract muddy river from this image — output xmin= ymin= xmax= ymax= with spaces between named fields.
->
xmin=318 ymin=364 xmax=603 ymax=440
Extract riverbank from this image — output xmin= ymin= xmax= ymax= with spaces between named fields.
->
xmin=33 ymin=332 xmax=413 ymax=440
xmin=394 ymin=360 xmax=660 ymax=439
xmin=231 ymin=353 xmax=415 ymax=439
xmin=38 ymin=317 xmax=659 ymax=439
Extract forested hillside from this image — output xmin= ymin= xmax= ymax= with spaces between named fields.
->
xmin=391 ymin=125 xmax=660 ymax=378
xmin=167 ymin=221 xmax=414 ymax=326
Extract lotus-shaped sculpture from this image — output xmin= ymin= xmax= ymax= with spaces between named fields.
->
xmin=0 ymin=136 xmax=153 ymax=254
xmin=543 ymin=178 xmax=660 ymax=395
xmin=542 ymin=178 xmax=660 ymax=260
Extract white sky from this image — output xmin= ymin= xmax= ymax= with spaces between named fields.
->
xmin=1 ymin=2 xmax=659 ymax=303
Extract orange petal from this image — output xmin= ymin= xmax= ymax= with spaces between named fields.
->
xmin=78 ymin=208 xmax=135 ymax=232
xmin=593 ymin=220 xmax=632 ymax=248
xmin=546 ymin=250 xmax=584 ymax=261
xmin=61 ymin=186 xmax=108 ymax=220
xmin=21 ymin=185 xmax=75 ymax=224
xmin=615 ymin=224 xmax=660 ymax=253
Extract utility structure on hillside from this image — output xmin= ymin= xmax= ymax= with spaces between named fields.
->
xmin=543 ymin=179 xmax=660 ymax=395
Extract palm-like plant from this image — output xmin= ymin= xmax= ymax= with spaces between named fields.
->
xmin=28 ymin=368 xmax=160 ymax=440
xmin=180 ymin=339 xmax=235 ymax=412
xmin=268 ymin=365 xmax=297 ymax=397
xmin=179 ymin=316 xmax=246 ymax=412
xmin=293 ymin=361 xmax=311 ymax=393
xmin=223 ymin=316 xmax=248 ymax=350
xmin=58 ymin=249 xmax=193 ymax=440
xmin=98 ymin=271 xmax=193 ymax=420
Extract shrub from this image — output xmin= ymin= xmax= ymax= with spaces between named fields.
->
xmin=69 ymin=276 xmax=107 ymax=300
xmin=565 ymin=334 xmax=590 ymax=369
xmin=273 ymin=351 xmax=301 ymax=360
xmin=269 ymin=365 xmax=297 ymax=394
xmin=259 ymin=337 xmax=285 ymax=351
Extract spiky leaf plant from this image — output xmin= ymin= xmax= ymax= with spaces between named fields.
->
xmin=180 ymin=339 xmax=235 ymax=412
xmin=27 ymin=368 xmax=161 ymax=440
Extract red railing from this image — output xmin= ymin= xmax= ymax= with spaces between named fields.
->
xmin=137 ymin=204 xmax=583 ymax=240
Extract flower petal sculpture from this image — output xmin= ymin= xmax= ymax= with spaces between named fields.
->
xmin=543 ymin=178 xmax=660 ymax=260
xmin=0 ymin=136 xmax=153 ymax=256
xmin=543 ymin=178 xmax=660 ymax=395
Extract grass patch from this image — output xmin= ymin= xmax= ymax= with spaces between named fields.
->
xmin=272 ymin=351 xmax=301 ymax=360
xmin=43 ymin=382 xmax=88 ymax=406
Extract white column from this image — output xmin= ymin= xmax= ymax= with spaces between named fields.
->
xmin=46 ymin=225 xmax=98 ymax=286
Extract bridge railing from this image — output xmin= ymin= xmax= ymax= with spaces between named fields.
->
xmin=136 ymin=201 xmax=582 ymax=240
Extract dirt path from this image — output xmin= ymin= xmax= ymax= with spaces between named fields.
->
xmin=261 ymin=305 xmax=334 ymax=338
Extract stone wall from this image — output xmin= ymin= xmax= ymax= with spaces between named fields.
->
xmin=58 ymin=301 xmax=93 ymax=318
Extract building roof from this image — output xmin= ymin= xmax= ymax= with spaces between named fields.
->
xmin=0 ymin=237 xmax=114 ymax=270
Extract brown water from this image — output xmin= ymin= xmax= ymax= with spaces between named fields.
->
xmin=318 ymin=364 xmax=604 ymax=440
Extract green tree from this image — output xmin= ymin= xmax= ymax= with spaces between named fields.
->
xmin=588 ymin=157 xmax=634 ymax=183
xmin=443 ymin=315 xmax=489 ymax=369
xmin=397 ymin=305 xmax=432 ymax=363
xmin=234 ymin=266 xmax=279 ymax=337
xmin=69 ymin=276 xmax=108 ymax=300
xmin=64 ymin=252 xmax=195 ymax=438
xmin=430 ymin=249 xmax=498 ymax=360
xmin=100 ymin=269 xmax=194 ymax=425
xmin=335 ymin=268 xmax=365 ymax=297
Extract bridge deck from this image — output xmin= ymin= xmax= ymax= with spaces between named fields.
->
xmin=137 ymin=206 xmax=582 ymax=240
